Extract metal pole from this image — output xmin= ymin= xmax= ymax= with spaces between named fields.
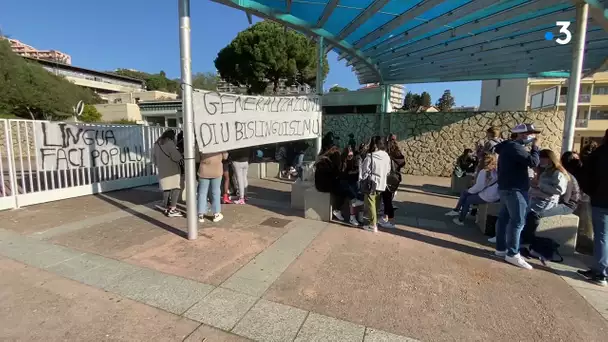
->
xmin=379 ymin=84 xmax=387 ymax=135
xmin=178 ymin=0 xmax=197 ymax=240
xmin=315 ymin=36 xmax=324 ymax=156
xmin=562 ymin=2 xmax=588 ymax=154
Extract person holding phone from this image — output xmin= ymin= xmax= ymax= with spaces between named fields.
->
xmin=493 ymin=123 xmax=541 ymax=270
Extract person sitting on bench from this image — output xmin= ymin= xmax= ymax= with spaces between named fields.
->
xmin=446 ymin=153 xmax=499 ymax=225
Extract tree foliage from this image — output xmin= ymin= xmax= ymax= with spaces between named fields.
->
xmin=214 ymin=21 xmax=329 ymax=95
xmin=113 ymin=69 xmax=180 ymax=93
xmin=79 ymin=104 xmax=102 ymax=123
xmin=192 ymin=72 xmax=219 ymax=91
xmin=329 ymin=85 xmax=349 ymax=92
xmin=420 ymin=91 xmax=432 ymax=107
xmin=436 ymin=90 xmax=456 ymax=111
xmin=0 ymin=40 xmax=101 ymax=120
xmin=403 ymin=91 xmax=432 ymax=111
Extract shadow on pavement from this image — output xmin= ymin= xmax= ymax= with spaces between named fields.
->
xmin=398 ymin=183 xmax=455 ymax=198
xmin=96 ymin=191 xmax=188 ymax=239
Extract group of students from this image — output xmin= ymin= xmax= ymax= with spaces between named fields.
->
xmin=447 ymin=124 xmax=608 ymax=287
xmin=314 ymin=133 xmax=405 ymax=232
xmin=152 ymin=129 xmax=252 ymax=223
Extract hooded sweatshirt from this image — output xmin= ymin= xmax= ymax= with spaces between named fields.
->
xmin=494 ymin=140 xmax=540 ymax=191
xmin=359 ymin=150 xmax=391 ymax=191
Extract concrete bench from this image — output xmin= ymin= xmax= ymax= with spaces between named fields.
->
xmin=450 ymin=174 xmax=474 ymax=194
xmin=291 ymin=181 xmax=314 ymax=210
xmin=475 ymin=202 xmax=502 ymax=235
xmin=304 ymin=187 xmax=333 ymax=222
xmin=536 ymin=214 xmax=579 ymax=256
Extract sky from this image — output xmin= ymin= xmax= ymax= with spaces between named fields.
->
xmin=0 ymin=0 xmax=481 ymax=106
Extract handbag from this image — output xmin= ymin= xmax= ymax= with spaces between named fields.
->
xmin=360 ymin=153 xmax=377 ymax=194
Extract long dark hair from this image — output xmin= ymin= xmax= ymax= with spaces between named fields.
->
xmin=368 ymin=136 xmax=385 ymax=153
xmin=157 ymin=129 xmax=176 ymax=144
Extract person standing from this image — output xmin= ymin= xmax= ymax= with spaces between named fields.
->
xmin=359 ymin=136 xmax=391 ymax=233
xmin=230 ymin=147 xmax=250 ymax=204
xmin=198 ymin=151 xmax=228 ymax=223
xmin=578 ymin=130 xmax=608 ymax=286
xmin=152 ymin=130 xmax=183 ymax=218
xmin=493 ymin=123 xmax=541 ymax=269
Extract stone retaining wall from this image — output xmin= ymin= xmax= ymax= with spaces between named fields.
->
xmin=323 ymin=110 xmax=565 ymax=177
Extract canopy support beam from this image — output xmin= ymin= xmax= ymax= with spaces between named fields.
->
xmin=315 ymin=36 xmax=324 ymax=156
xmin=563 ymin=2 xmax=589 ymax=154
xmin=178 ymin=0 xmax=198 ymax=240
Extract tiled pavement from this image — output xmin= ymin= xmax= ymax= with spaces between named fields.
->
xmin=1 ymin=176 xmax=608 ymax=341
xmin=0 ymin=212 xmax=418 ymax=341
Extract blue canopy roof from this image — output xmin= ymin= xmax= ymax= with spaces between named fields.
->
xmin=213 ymin=0 xmax=608 ymax=84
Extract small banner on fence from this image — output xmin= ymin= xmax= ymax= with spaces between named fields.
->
xmin=34 ymin=122 xmax=145 ymax=170
xmin=192 ymin=90 xmax=322 ymax=153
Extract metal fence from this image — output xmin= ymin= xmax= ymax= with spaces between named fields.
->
xmin=0 ymin=119 xmax=171 ymax=211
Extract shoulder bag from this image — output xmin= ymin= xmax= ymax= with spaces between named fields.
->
xmin=360 ymin=153 xmax=377 ymax=194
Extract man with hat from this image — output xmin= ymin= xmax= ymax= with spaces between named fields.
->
xmin=493 ymin=123 xmax=541 ymax=269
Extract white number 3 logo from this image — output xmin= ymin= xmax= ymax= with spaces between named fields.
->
xmin=556 ymin=21 xmax=572 ymax=45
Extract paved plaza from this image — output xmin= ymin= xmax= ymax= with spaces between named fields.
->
xmin=1 ymin=176 xmax=607 ymax=341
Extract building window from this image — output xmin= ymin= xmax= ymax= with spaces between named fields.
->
xmin=590 ymin=110 xmax=608 ymax=120
xmin=495 ymin=95 xmax=500 ymax=106
xmin=593 ymin=86 xmax=608 ymax=95
xmin=497 ymin=79 xmax=501 ymax=87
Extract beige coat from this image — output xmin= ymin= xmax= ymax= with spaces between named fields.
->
xmin=198 ymin=152 xmax=228 ymax=179
xmin=153 ymin=139 xmax=182 ymax=191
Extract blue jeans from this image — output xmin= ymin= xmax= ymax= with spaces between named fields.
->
xmin=197 ymin=177 xmax=222 ymax=215
xmin=591 ymin=206 xmax=608 ymax=277
xmin=454 ymin=191 xmax=487 ymax=222
xmin=496 ymin=190 xmax=529 ymax=256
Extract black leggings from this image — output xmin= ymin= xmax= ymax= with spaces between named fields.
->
xmin=382 ymin=190 xmax=395 ymax=219
xmin=163 ymin=188 xmax=181 ymax=208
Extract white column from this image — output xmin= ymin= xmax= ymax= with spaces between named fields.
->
xmin=562 ymin=2 xmax=588 ymax=153
xmin=178 ymin=0 xmax=198 ymax=240
xmin=315 ymin=36 xmax=324 ymax=156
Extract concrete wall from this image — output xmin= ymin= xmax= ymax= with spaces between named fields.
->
xmin=323 ymin=110 xmax=565 ymax=177
xmin=95 ymin=103 xmax=142 ymax=122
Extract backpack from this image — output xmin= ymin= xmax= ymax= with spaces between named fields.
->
xmin=560 ymin=172 xmax=581 ymax=210
xmin=386 ymin=160 xmax=402 ymax=192
xmin=522 ymin=237 xmax=563 ymax=264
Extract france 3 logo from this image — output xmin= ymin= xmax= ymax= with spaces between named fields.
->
xmin=544 ymin=21 xmax=572 ymax=45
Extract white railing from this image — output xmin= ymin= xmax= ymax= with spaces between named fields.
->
xmin=0 ymin=119 xmax=173 ymax=210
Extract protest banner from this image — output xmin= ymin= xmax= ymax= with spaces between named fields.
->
xmin=192 ymin=90 xmax=322 ymax=153
xmin=34 ymin=122 xmax=145 ymax=170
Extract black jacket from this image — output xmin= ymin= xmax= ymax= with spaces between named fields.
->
xmin=581 ymin=144 xmax=608 ymax=209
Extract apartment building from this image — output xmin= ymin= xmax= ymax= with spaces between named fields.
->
xmin=5 ymin=38 xmax=72 ymax=65
xmin=480 ymin=71 xmax=608 ymax=150
xmin=359 ymin=84 xmax=405 ymax=111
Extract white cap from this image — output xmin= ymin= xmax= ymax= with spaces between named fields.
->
xmin=511 ymin=123 xmax=541 ymax=134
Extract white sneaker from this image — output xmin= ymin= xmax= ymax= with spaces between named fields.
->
xmin=362 ymin=225 xmax=378 ymax=233
xmin=495 ymin=250 xmax=507 ymax=257
xmin=505 ymin=254 xmax=533 ymax=270
xmin=452 ymin=217 xmax=464 ymax=226
xmin=198 ymin=215 xmax=205 ymax=223
xmin=212 ymin=213 xmax=223 ymax=223
xmin=445 ymin=210 xmax=459 ymax=217
xmin=332 ymin=210 xmax=345 ymax=221
xmin=351 ymin=199 xmax=364 ymax=207
xmin=378 ymin=220 xmax=396 ymax=229
xmin=488 ymin=236 xmax=497 ymax=244
xmin=349 ymin=216 xmax=360 ymax=226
